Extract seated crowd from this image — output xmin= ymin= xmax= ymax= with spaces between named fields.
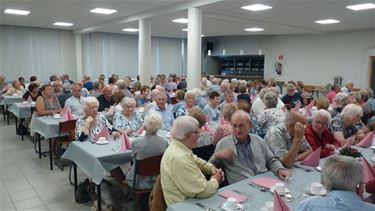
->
xmin=1 ymin=73 xmax=375 ymax=210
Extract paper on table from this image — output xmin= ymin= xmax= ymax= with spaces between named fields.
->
xmin=301 ymin=147 xmax=321 ymax=167
xmin=218 ymin=191 xmax=248 ymax=203
xmin=273 ymin=191 xmax=291 ymax=211
xmin=361 ymin=158 xmax=375 ymax=183
xmin=356 ymin=132 xmax=374 ymax=148
xmin=250 ymin=177 xmax=283 ymax=189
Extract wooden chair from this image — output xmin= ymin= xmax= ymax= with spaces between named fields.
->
xmin=55 ymin=119 xmax=76 ymax=170
xmin=148 ymin=175 xmax=167 ymax=211
xmin=132 ymin=153 xmax=163 ymax=211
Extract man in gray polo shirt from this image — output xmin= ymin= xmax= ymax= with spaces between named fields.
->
xmin=209 ymin=110 xmax=289 ymax=184
xmin=264 ymin=111 xmax=312 ymax=168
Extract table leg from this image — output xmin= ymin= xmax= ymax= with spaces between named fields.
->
xmin=6 ymin=105 xmax=9 ymax=125
xmin=15 ymin=116 xmax=18 ymax=131
xmin=73 ymin=163 xmax=77 ymax=193
xmin=97 ymin=183 xmax=102 ymax=211
xmin=38 ymin=134 xmax=42 ymax=159
xmin=49 ymin=139 xmax=53 ymax=170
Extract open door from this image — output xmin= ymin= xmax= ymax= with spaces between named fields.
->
xmin=370 ymin=57 xmax=375 ymax=90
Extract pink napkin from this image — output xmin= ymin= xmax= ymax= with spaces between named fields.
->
xmin=306 ymin=100 xmax=314 ymax=110
xmin=136 ymin=126 xmax=144 ymax=135
xmin=342 ymin=137 xmax=354 ymax=148
xmin=250 ymin=177 xmax=283 ymax=189
xmin=301 ymin=147 xmax=321 ymax=167
xmin=61 ymin=110 xmax=75 ymax=122
xmin=218 ymin=191 xmax=248 ymax=203
xmin=26 ymin=95 xmax=32 ymax=102
xmin=204 ymin=122 xmax=213 ymax=135
xmin=120 ymin=133 xmax=132 ymax=151
xmin=273 ymin=191 xmax=291 ymax=211
xmin=95 ymin=127 xmax=110 ymax=140
xmin=356 ymin=132 xmax=374 ymax=148
xmin=292 ymin=103 xmax=302 ymax=111
xmin=304 ymin=107 xmax=312 ymax=117
xmin=361 ymin=158 xmax=375 ymax=183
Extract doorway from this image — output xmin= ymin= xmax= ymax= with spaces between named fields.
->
xmin=370 ymin=56 xmax=375 ymax=91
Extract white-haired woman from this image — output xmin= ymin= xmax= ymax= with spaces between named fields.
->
xmin=305 ymin=110 xmax=340 ymax=158
xmin=330 ymin=92 xmax=348 ymax=118
xmin=113 ymin=97 xmax=143 ymax=136
xmin=126 ymin=112 xmax=168 ymax=189
xmin=329 ymin=103 xmax=367 ymax=145
xmin=175 ymin=90 xmax=196 ymax=117
xmin=2 ymin=80 xmax=25 ymax=96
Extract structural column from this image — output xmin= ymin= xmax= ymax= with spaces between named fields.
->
xmin=138 ymin=18 xmax=152 ymax=86
xmin=187 ymin=7 xmax=202 ymax=89
xmin=74 ymin=33 xmax=83 ymax=81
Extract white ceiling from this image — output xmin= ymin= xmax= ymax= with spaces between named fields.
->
xmin=1 ymin=0 xmax=374 ymax=38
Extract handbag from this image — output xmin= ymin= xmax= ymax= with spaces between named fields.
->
xmin=75 ymin=178 xmax=90 ymax=203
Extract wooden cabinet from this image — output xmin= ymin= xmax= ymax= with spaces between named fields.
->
xmin=214 ymin=55 xmax=264 ymax=79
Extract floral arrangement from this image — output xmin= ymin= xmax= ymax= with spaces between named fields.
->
xmin=339 ymin=147 xmax=362 ymax=158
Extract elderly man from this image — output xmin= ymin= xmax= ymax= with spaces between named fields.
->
xmin=149 ymin=92 xmax=173 ymax=130
xmin=297 ymin=155 xmax=375 ymax=211
xmin=57 ymin=83 xmax=72 ymax=107
xmin=52 ymin=79 xmax=62 ymax=96
xmin=209 ymin=110 xmax=289 ymax=184
xmin=264 ymin=111 xmax=312 ymax=168
xmin=64 ymin=83 xmax=84 ymax=116
xmin=161 ymin=116 xmax=224 ymax=206
xmin=97 ymin=85 xmax=114 ymax=112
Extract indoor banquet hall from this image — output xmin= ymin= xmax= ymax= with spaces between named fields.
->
xmin=1 ymin=0 xmax=375 ymax=211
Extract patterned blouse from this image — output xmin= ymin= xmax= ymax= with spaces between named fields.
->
xmin=175 ymin=104 xmax=188 ymax=118
xmin=113 ymin=111 xmax=143 ymax=135
xmin=329 ymin=115 xmax=362 ymax=138
xmin=211 ymin=122 xmax=233 ymax=145
xmin=76 ymin=114 xmax=114 ymax=141
xmin=257 ymin=108 xmax=286 ymax=134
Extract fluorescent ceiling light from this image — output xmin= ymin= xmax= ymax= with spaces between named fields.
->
xmin=241 ymin=4 xmax=272 ymax=11
xmin=201 ymin=35 xmax=205 ymax=37
xmin=90 ymin=8 xmax=117 ymax=15
xmin=4 ymin=9 xmax=30 ymax=15
xmin=172 ymin=18 xmax=188 ymax=24
xmin=346 ymin=3 xmax=375 ymax=11
xmin=244 ymin=27 xmax=264 ymax=32
xmin=315 ymin=19 xmax=340 ymax=24
xmin=122 ymin=28 xmax=139 ymax=32
xmin=53 ymin=22 xmax=74 ymax=27
xmin=182 ymin=28 xmax=188 ymax=31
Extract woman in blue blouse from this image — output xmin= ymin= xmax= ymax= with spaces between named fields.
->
xmin=113 ymin=97 xmax=143 ymax=136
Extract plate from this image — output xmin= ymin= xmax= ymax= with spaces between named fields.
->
xmin=221 ymin=203 xmax=244 ymax=211
xmin=165 ymin=132 xmax=170 ymax=138
xmin=270 ymin=186 xmax=290 ymax=195
xmin=306 ymin=186 xmax=327 ymax=196
xmin=53 ymin=114 xmax=61 ymax=119
xmin=316 ymin=166 xmax=322 ymax=171
xmin=96 ymin=140 xmax=109 ymax=145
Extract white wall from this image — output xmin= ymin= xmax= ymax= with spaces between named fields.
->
xmin=203 ymin=30 xmax=375 ymax=88
xmin=0 ymin=25 xmax=76 ymax=82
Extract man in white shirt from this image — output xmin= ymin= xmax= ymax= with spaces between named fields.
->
xmin=65 ymin=84 xmax=84 ymax=116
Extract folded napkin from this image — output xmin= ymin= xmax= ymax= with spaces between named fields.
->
xmin=356 ymin=132 xmax=374 ymax=148
xmin=306 ymin=100 xmax=314 ymax=110
xmin=95 ymin=127 xmax=110 ymax=140
xmin=301 ymin=147 xmax=321 ymax=167
xmin=61 ymin=110 xmax=75 ymax=122
xmin=120 ymin=133 xmax=132 ymax=151
xmin=342 ymin=137 xmax=354 ymax=148
xmin=250 ymin=177 xmax=282 ymax=189
xmin=304 ymin=107 xmax=312 ymax=117
xmin=292 ymin=103 xmax=302 ymax=111
xmin=218 ymin=191 xmax=248 ymax=203
xmin=361 ymin=158 xmax=375 ymax=183
xmin=136 ymin=126 xmax=144 ymax=135
xmin=26 ymin=95 xmax=32 ymax=103
xmin=203 ymin=122 xmax=213 ymax=135
xmin=274 ymin=191 xmax=291 ymax=211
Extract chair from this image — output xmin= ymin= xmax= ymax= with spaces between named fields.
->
xmin=132 ymin=153 xmax=163 ymax=211
xmin=55 ymin=119 xmax=76 ymax=171
xmin=148 ymin=175 xmax=167 ymax=211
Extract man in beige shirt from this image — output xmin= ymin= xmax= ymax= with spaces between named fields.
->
xmin=160 ymin=116 xmax=224 ymax=206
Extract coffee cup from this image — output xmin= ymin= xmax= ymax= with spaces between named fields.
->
xmin=21 ymin=101 xmax=27 ymax=105
xmin=264 ymin=201 xmax=274 ymax=211
xmin=274 ymin=182 xmax=286 ymax=194
xmin=310 ymin=182 xmax=323 ymax=194
xmin=224 ymin=197 xmax=237 ymax=210
xmin=98 ymin=137 xmax=106 ymax=143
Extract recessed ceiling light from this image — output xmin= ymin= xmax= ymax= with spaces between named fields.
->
xmin=53 ymin=22 xmax=74 ymax=27
xmin=4 ymin=9 xmax=30 ymax=15
xmin=346 ymin=3 xmax=375 ymax=11
xmin=90 ymin=8 xmax=117 ymax=15
xmin=201 ymin=35 xmax=205 ymax=37
xmin=182 ymin=28 xmax=188 ymax=31
xmin=172 ymin=18 xmax=188 ymax=24
xmin=122 ymin=28 xmax=139 ymax=32
xmin=244 ymin=27 xmax=264 ymax=32
xmin=241 ymin=4 xmax=272 ymax=11
xmin=315 ymin=19 xmax=340 ymax=24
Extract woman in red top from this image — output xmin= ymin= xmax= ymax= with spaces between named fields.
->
xmin=305 ymin=109 xmax=341 ymax=158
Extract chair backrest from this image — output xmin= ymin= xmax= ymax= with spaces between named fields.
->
xmin=134 ymin=154 xmax=163 ymax=177
xmin=192 ymin=144 xmax=215 ymax=161
xmin=148 ymin=175 xmax=167 ymax=211
xmin=59 ymin=119 xmax=77 ymax=133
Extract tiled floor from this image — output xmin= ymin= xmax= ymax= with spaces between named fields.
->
xmin=0 ymin=116 xmax=134 ymax=211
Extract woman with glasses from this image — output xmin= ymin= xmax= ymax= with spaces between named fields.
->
xmin=305 ymin=109 xmax=340 ymax=158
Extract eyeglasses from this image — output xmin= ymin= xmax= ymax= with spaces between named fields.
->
xmin=313 ymin=120 xmax=328 ymax=127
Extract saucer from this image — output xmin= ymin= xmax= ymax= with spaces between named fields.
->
xmin=306 ymin=186 xmax=327 ymax=196
xmin=165 ymin=132 xmax=171 ymax=138
xmin=270 ymin=186 xmax=290 ymax=195
xmin=221 ymin=202 xmax=244 ymax=211
xmin=316 ymin=166 xmax=322 ymax=171
xmin=96 ymin=140 xmax=109 ymax=145
xmin=53 ymin=114 xmax=61 ymax=119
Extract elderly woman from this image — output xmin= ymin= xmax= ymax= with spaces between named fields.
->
xmin=330 ymin=92 xmax=348 ymax=118
xmin=113 ymin=97 xmax=143 ymax=136
xmin=329 ymin=103 xmax=367 ymax=145
xmin=203 ymin=91 xmax=221 ymax=122
xmin=282 ymin=83 xmax=304 ymax=109
xmin=134 ymin=85 xmax=150 ymax=106
xmin=0 ymin=75 xmax=8 ymax=95
xmin=2 ymin=80 xmax=25 ymax=96
xmin=22 ymin=82 xmax=41 ymax=101
xmin=35 ymin=84 xmax=62 ymax=116
xmin=115 ymin=79 xmax=132 ymax=97
xmin=125 ymin=112 xmax=168 ymax=189
xmin=257 ymin=91 xmax=286 ymax=135
xmin=297 ymin=156 xmax=374 ymax=210
xmin=305 ymin=110 xmax=340 ymax=158
xmin=211 ymin=103 xmax=238 ymax=145
xmin=175 ymin=90 xmax=196 ymax=117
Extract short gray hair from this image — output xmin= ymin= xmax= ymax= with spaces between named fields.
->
xmin=116 ymin=80 xmax=128 ymax=89
xmin=143 ymin=111 xmax=162 ymax=135
xmin=340 ymin=103 xmax=363 ymax=122
xmin=82 ymin=96 xmax=99 ymax=111
xmin=321 ymin=155 xmax=362 ymax=192
xmin=263 ymin=91 xmax=278 ymax=109
xmin=121 ymin=97 xmax=136 ymax=108
xmin=171 ymin=116 xmax=199 ymax=141
xmin=313 ymin=109 xmax=332 ymax=124
xmin=334 ymin=92 xmax=348 ymax=105
xmin=185 ymin=90 xmax=196 ymax=98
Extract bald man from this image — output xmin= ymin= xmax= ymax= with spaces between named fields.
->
xmin=264 ymin=111 xmax=312 ymax=168
xmin=209 ymin=110 xmax=289 ymax=184
xmin=97 ymin=85 xmax=114 ymax=112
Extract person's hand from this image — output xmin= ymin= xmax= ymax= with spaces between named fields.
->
xmin=211 ymin=169 xmax=225 ymax=183
xmin=324 ymin=144 xmax=336 ymax=151
xmin=85 ymin=116 xmax=95 ymax=128
xmin=277 ymin=168 xmax=290 ymax=181
xmin=126 ymin=128 xmax=133 ymax=136
xmin=215 ymin=148 xmax=235 ymax=161
xmin=294 ymin=122 xmax=306 ymax=140
xmin=211 ymin=166 xmax=219 ymax=175
xmin=112 ymin=131 xmax=121 ymax=139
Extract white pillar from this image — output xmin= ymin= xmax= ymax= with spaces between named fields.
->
xmin=187 ymin=7 xmax=202 ymax=90
xmin=75 ymin=34 xmax=83 ymax=81
xmin=138 ymin=18 xmax=152 ymax=86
